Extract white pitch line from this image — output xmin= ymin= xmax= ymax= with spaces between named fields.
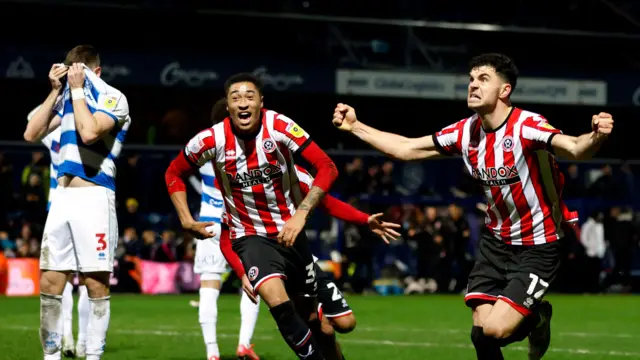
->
xmin=350 ymin=326 xmax=640 ymax=339
xmin=4 ymin=326 xmax=639 ymax=357
xmin=149 ymin=324 xmax=640 ymax=340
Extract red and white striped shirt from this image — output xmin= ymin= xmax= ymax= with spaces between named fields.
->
xmin=433 ymin=107 xmax=567 ymax=246
xmin=182 ymin=109 xmax=336 ymax=240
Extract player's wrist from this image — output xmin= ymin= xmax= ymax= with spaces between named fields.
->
xmin=180 ymin=218 xmax=196 ymax=229
xmin=295 ymin=209 xmax=311 ymax=219
xmin=350 ymin=119 xmax=364 ymax=133
xmin=71 ymin=88 xmax=85 ymax=101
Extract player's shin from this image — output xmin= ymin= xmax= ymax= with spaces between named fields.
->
xmin=40 ymin=293 xmax=64 ymax=358
xmin=85 ymin=296 xmax=110 ymax=360
xmin=62 ymin=282 xmax=74 ymax=342
xmin=199 ymin=287 xmax=220 ymax=358
xmin=471 ymin=326 xmax=504 ymax=360
xmin=314 ymin=314 xmax=344 ymax=360
xmin=270 ymin=300 xmax=325 ymax=360
xmin=77 ymin=285 xmax=90 ymax=348
xmin=239 ymin=290 xmax=260 ymax=347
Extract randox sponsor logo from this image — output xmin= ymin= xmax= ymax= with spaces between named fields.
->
xmin=472 ymin=166 xmax=521 ymax=186
xmin=227 ymin=164 xmax=283 ymax=188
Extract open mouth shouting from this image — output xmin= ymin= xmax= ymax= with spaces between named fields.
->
xmin=238 ymin=111 xmax=252 ymax=124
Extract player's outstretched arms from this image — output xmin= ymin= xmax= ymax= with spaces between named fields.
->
xmin=24 ymin=64 xmax=67 ymax=142
xmin=332 ymin=103 xmax=441 ymax=161
xmin=551 ymin=112 xmax=613 ymax=160
xmin=319 ymin=195 xmax=401 ymax=244
xmin=165 ymin=152 xmax=215 ymax=239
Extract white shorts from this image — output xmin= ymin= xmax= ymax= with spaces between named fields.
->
xmin=40 ymin=186 xmax=118 ymax=273
xmin=194 ymin=224 xmax=228 ymax=275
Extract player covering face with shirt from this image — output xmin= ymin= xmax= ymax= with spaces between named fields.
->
xmin=332 ymin=53 xmax=613 ymax=360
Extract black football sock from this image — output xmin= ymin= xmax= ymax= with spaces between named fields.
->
xmin=471 ymin=326 xmax=504 ymax=360
xmin=270 ymin=301 xmax=324 ymax=360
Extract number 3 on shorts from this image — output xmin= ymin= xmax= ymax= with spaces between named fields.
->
xmin=96 ymin=233 xmax=107 ymax=251
xmin=305 ymin=263 xmax=317 ymax=291
xmin=526 ymin=273 xmax=549 ymax=300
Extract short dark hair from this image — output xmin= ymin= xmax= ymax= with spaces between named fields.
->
xmin=64 ymin=45 xmax=100 ymax=68
xmin=211 ymin=97 xmax=229 ymax=124
xmin=468 ymin=53 xmax=518 ymax=94
xmin=224 ymin=72 xmax=263 ymax=96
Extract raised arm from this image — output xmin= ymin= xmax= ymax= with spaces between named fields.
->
xmin=550 ymin=113 xmax=613 ymax=160
xmin=521 ymin=112 xmax=613 ymax=161
xmin=332 ymin=103 xmax=442 ymax=161
xmin=67 ymin=63 xmax=127 ymax=145
xmin=24 ymin=65 xmax=67 ymax=143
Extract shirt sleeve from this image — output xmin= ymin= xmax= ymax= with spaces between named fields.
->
xmin=183 ymin=128 xmax=217 ymax=167
xmin=219 ymin=225 xmax=246 ymax=279
xmin=96 ymin=92 xmax=130 ymax=126
xmin=520 ymin=115 xmax=562 ymax=152
xmin=294 ymin=165 xmax=314 ymax=194
xmin=432 ymin=119 xmax=466 ymax=156
xmin=272 ymin=113 xmax=311 ymax=153
xmin=53 ymin=95 xmax=64 ymax=118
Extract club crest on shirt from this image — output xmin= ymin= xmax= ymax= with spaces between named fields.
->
xmin=262 ymin=138 xmax=276 ymax=153
xmin=248 ymin=266 xmax=259 ymax=281
xmin=285 ymin=122 xmax=306 ymax=138
xmin=501 ymin=135 xmax=515 ymax=152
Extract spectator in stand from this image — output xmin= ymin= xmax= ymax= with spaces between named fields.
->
xmin=580 ymin=211 xmax=606 ymax=293
xmin=442 ymin=203 xmax=472 ymax=293
xmin=589 ymin=164 xmax=620 ymax=199
xmin=122 ymin=227 xmax=141 ymax=256
xmin=22 ymin=173 xmax=47 ymax=224
xmin=619 ymin=162 xmax=635 ymax=200
xmin=0 ymin=231 xmax=16 ymax=258
xmin=120 ymin=198 xmax=146 ymax=235
xmin=378 ymin=161 xmax=396 ymax=196
xmin=21 ymin=151 xmax=49 ymax=194
xmin=153 ymin=230 xmax=177 ymax=263
xmin=343 ymin=157 xmax=365 ymax=197
xmin=563 ymin=164 xmax=584 ymax=199
xmin=139 ymin=230 xmax=157 ymax=260
xmin=0 ymin=152 xmax=14 ymax=224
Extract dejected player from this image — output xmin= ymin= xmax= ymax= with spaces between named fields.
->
xmin=24 ymin=44 xmax=131 ymax=360
xmin=166 ymin=73 xmax=338 ymax=360
xmin=332 ymin=53 xmax=614 ymax=360
xmin=27 ymin=105 xmax=91 ymax=358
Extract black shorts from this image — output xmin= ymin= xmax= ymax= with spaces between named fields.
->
xmin=314 ymin=263 xmax=353 ymax=319
xmin=231 ymin=231 xmax=317 ymax=297
xmin=465 ymin=231 xmax=564 ymax=316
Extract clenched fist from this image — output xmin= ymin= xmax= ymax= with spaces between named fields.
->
xmin=592 ymin=112 xmax=614 ymax=140
xmin=332 ymin=103 xmax=358 ymax=131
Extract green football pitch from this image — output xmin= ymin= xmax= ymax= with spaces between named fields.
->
xmin=1 ymin=294 xmax=638 ymax=359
